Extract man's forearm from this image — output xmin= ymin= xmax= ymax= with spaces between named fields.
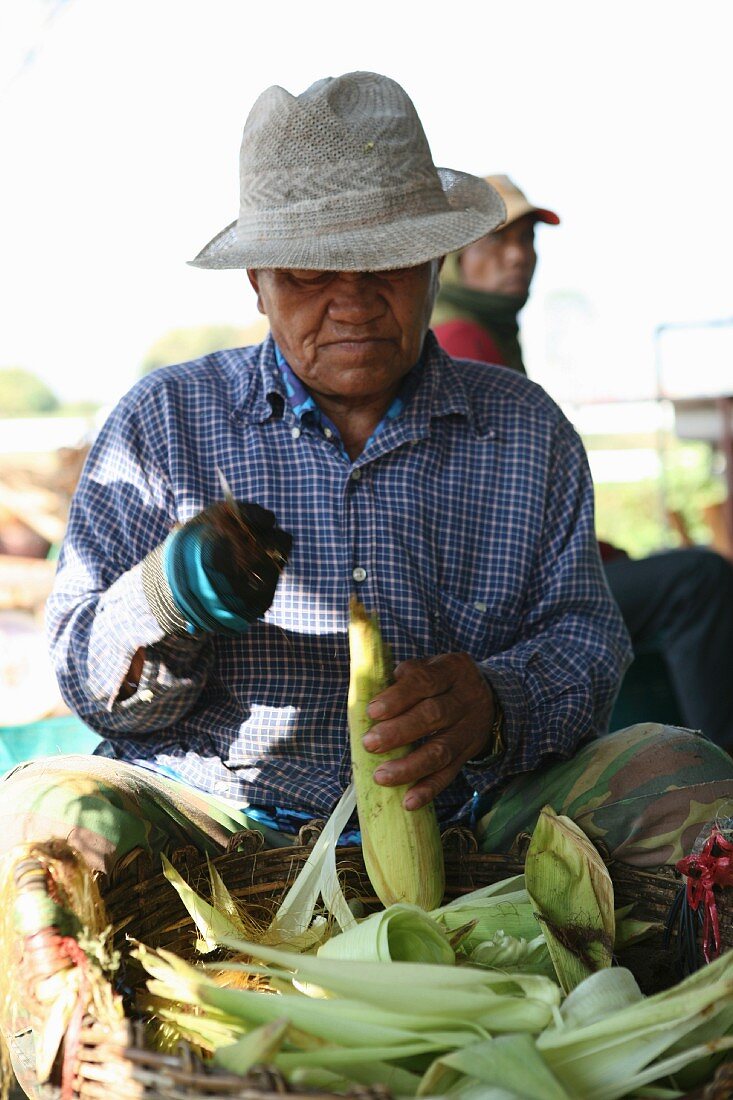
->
xmin=48 ymin=562 xmax=212 ymax=733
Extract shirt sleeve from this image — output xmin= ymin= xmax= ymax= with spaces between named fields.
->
xmin=45 ymin=392 xmax=213 ymax=735
xmin=462 ymin=417 xmax=632 ymax=798
xmin=432 ymin=320 xmax=506 ymax=366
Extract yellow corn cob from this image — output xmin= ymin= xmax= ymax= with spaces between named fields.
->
xmin=347 ymin=598 xmax=445 ymax=910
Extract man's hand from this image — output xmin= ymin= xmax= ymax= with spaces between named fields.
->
xmin=142 ymin=501 xmax=292 ymax=637
xmin=363 ymin=653 xmax=496 ymax=811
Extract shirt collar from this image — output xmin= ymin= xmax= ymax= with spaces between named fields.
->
xmin=243 ymin=330 xmax=477 ymax=433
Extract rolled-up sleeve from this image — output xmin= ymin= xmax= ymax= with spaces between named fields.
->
xmin=46 ymin=394 xmax=212 ymax=735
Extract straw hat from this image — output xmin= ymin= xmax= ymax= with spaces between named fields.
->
xmin=484 ymin=175 xmax=560 ymax=229
xmin=190 ymin=71 xmax=506 ymax=272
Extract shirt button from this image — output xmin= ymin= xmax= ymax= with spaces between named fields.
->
xmin=352 ymin=567 xmax=367 ymax=582
xmin=138 ymin=688 xmax=154 ymax=703
xmin=291 ymin=427 xmax=302 ymax=439
xmin=474 ymin=600 xmax=488 ymax=612
xmin=324 ymin=427 xmax=333 ymax=439
xmin=350 ymin=468 xmax=362 ymax=481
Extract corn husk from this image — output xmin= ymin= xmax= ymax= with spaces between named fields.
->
xmin=524 ymin=805 xmax=615 ymax=993
xmin=418 ymin=953 xmax=733 ymax=1099
xmin=317 ymin=903 xmax=455 ymax=964
xmin=263 ymin=782 xmax=358 ymax=943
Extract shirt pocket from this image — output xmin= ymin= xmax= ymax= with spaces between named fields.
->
xmin=433 ymin=590 xmax=520 ymax=659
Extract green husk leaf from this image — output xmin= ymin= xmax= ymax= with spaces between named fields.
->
xmin=135 ymin=943 xmax=473 ymax=1048
xmin=559 ymin=967 xmax=643 ymax=1028
xmin=264 ymin=782 xmax=357 ymax=942
xmin=614 ymin=916 xmax=662 ymax=950
xmin=433 ymin=890 xmax=542 ymax=951
xmin=536 ymin=953 xmax=733 ymax=1098
xmin=212 ymin=1017 xmax=290 ymax=1073
xmin=161 ymin=853 xmax=244 ymax=954
xmin=317 ymin=903 xmax=455 ymax=964
xmin=214 ymin=936 xmax=559 ymax=1032
xmin=419 ymin=1033 xmax=571 ymax=1100
xmin=206 ymin=857 xmax=249 ymax=931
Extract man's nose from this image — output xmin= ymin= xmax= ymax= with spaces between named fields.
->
xmin=327 ymin=273 xmax=384 ymax=323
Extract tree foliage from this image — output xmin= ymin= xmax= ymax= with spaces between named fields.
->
xmin=140 ymin=321 xmax=269 ymax=376
xmin=0 ymin=368 xmax=61 ymax=417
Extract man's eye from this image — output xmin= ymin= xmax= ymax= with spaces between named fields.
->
xmin=289 ymin=270 xmax=332 ymax=285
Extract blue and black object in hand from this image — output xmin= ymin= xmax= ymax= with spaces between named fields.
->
xmin=142 ymin=501 xmax=292 ymax=636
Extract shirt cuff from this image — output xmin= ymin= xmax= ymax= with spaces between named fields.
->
xmin=461 ymin=661 xmax=530 ymax=789
xmin=86 ymin=563 xmax=205 ymax=709
xmin=107 ymin=636 xmax=213 ymax=728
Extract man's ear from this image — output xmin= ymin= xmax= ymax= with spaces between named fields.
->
xmin=247 ymin=269 xmax=266 ymax=315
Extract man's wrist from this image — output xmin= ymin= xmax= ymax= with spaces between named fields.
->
xmin=467 ymin=689 xmax=505 ymax=765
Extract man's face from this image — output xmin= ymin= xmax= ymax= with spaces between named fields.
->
xmin=248 ymin=262 xmax=440 ymax=405
xmin=459 ymin=213 xmax=538 ymax=298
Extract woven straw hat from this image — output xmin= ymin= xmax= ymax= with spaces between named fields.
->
xmin=190 ymin=71 xmax=506 ymax=272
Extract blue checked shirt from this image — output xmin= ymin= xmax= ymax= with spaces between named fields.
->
xmin=47 ymin=332 xmax=631 ymax=824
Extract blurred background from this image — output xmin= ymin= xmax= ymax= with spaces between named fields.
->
xmin=1 ymin=0 xmax=732 ymax=743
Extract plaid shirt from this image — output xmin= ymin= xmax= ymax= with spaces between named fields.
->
xmin=47 ymin=332 xmax=631 ymax=824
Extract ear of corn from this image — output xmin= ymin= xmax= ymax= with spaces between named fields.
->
xmin=348 ymin=598 xmax=445 ymax=910
xmin=524 ymin=805 xmax=615 ymax=994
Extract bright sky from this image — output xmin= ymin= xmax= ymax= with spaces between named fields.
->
xmin=1 ymin=0 xmax=732 ymax=408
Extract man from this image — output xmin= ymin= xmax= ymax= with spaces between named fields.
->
xmin=432 ymin=174 xmax=733 ymax=750
xmin=432 ymin=174 xmax=557 ymax=371
xmin=2 ymin=74 xmax=731 ymax=887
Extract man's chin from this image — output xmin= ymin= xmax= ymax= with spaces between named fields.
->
xmin=500 ymin=281 xmax=531 ymax=298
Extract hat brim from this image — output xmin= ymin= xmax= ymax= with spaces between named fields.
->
xmin=189 ymin=169 xmax=506 ymax=272
xmin=502 ymin=203 xmax=560 ymax=229
xmin=533 ymin=208 xmax=560 ymax=226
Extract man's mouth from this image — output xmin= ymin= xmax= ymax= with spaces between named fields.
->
xmin=323 ymin=337 xmax=390 ymax=351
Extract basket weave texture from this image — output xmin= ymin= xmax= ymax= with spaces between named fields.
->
xmin=6 ymin=827 xmax=733 ymax=1100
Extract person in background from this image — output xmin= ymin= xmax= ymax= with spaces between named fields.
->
xmin=433 ymin=175 xmax=733 ymax=750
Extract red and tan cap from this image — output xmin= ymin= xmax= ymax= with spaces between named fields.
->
xmin=485 ymin=175 xmax=560 ymax=228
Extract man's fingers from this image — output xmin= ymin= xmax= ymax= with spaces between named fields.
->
xmin=366 ymin=656 xmax=456 ymax=720
xmin=387 ymin=748 xmax=466 ymax=812
xmin=373 ymin=720 xmax=488 ymax=796
xmin=364 ymin=692 xmax=451 ymax=752
xmin=373 ymin=733 xmax=455 ymax=785
xmin=363 ymin=652 xmax=496 ymax=808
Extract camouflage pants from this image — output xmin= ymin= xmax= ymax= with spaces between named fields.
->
xmin=475 ymin=723 xmax=733 ymax=868
xmin=1 ymin=723 xmax=732 ymax=883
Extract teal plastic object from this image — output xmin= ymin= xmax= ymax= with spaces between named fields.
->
xmin=0 ymin=714 xmax=101 ymax=774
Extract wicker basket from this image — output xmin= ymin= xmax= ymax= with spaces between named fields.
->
xmin=5 ymin=827 xmax=733 ymax=1100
